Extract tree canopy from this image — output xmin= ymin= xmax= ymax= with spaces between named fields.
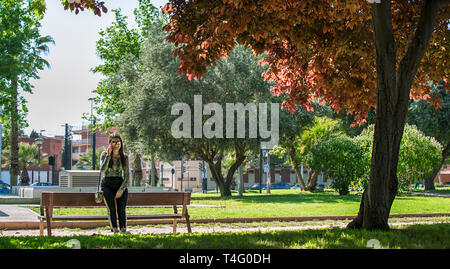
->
xmin=161 ymin=0 xmax=448 ymax=124
xmin=118 ymin=21 xmax=274 ymax=196
xmin=160 ymin=0 xmax=449 ymax=230
xmin=1 ymin=0 xmax=53 ymax=191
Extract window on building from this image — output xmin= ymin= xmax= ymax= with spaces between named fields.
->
xmin=190 ymin=177 xmax=196 ymax=181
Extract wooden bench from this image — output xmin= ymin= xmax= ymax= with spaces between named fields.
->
xmin=39 ymin=191 xmax=192 ymax=236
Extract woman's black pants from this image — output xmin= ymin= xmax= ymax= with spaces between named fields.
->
xmin=101 ymin=176 xmax=128 ymax=231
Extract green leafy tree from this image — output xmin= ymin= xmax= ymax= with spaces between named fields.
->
xmin=300 ymin=117 xmax=344 ymax=191
xmin=0 ymin=115 xmax=26 ymax=151
xmin=29 ymin=129 xmax=39 ymax=138
xmin=271 ymin=106 xmax=314 ymax=191
xmin=89 ymin=0 xmax=161 ymax=129
xmin=119 ymin=23 xmax=272 ymax=196
xmin=310 ymin=136 xmax=366 ymax=195
xmin=406 ymin=82 xmax=449 ymax=190
xmin=89 ymin=0 xmax=161 ymax=185
xmin=272 ymin=104 xmax=335 ymax=190
xmin=74 ymin=148 xmax=105 ymax=170
xmin=356 ymin=124 xmax=442 ymax=192
xmin=398 ymin=125 xmax=443 ymax=192
xmin=0 ymin=0 xmax=53 ymax=192
xmin=90 ymin=8 xmax=141 ymax=128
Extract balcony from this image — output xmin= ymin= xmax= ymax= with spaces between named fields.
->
xmin=72 ymin=139 xmax=90 ymax=146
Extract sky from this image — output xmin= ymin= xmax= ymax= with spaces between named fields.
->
xmin=22 ymin=0 xmax=168 ymax=137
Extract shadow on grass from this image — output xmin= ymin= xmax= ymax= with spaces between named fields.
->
xmin=1 ymin=223 xmax=448 ymax=249
xmin=192 ymin=192 xmax=362 ymax=205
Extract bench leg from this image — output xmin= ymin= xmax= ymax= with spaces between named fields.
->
xmin=173 ymin=219 xmax=177 ymax=234
xmin=186 ymin=217 xmax=192 ymax=233
xmin=45 ymin=208 xmax=52 ymax=236
xmin=184 ymin=206 xmax=192 ymax=233
xmin=39 ymin=219 xmax=44 ymax=236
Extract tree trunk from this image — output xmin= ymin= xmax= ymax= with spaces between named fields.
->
xmin=288 ymin=145 xmax=306 ymax=190
xmin=266 ymin=153 xmax=271 ymax=194
xmin=199 ymin=140 xmax=248 ymax=197
xmin=9 ymin=82 xmax=20 ymax=194
xmin=347 ymin=1 xmax=442 ymax=230
xmin=207 ymin=158 xmax=231 ymax=197
xmin=238 ymin=164 xmax=244 ymax=196
xmin=150 ymin=153 xmax=156 ymax=186
xmin=203 ymin=142 xmax=247 ymax=197
xmin=424 ymin=141 xmax=449 ymax=190
xmin=225 ymin=149 xmax=246 ymax=192
xmin=306 ymin=169 xmax=318 ymax=191
xmin=133 ymin=153 xmax=142 ymax=187
xmin=20 ymin=166 xmax=30 ymax=186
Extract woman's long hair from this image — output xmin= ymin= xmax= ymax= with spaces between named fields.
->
xmin=108 ymin=134 xmax=127 ymax=169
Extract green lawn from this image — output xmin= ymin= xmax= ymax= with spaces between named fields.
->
xmin=412 ymin=186 xmax=450 ymax=195
xmin=10 ymin=190 xmax=450 ymax=249
xmin=1 ymin=223 xmax=448 ymax=249
xmin=26 ymin=189 xmax=450 ymax=219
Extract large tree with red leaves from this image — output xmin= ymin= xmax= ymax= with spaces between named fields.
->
xmin=160 ymin=0 xmax=449 ymax=230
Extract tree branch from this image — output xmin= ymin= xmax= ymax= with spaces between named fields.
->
xmin=396 ymin=0 xmax=444 ymax=96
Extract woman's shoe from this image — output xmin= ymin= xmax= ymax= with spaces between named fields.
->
xmin=119 ymin=228 xmax=130 ymax=234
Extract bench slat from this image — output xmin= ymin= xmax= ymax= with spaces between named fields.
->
xmin=41 ymin=192 xmax=190 ymax=207
xmin=39 ymin=214 xmax=183 ymax=221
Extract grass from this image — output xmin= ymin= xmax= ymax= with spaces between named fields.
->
xmin=411 ymin=186 xmax=450 ymax=195
xmin=6 ymin=189 xmax=450 ymax=249
xmin=0 ymin=223 xmax=448 ymax=249
xmin=25 ymin=189 xmax=450 ymax=219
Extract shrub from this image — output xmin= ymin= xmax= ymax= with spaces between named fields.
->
xmin=355 ymin=124 xmax=442 ymax=192
xmin=310 ymin=136 xmax=366 ymax=195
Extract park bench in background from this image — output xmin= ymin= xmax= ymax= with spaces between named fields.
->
xmin=39 ymin=191 xmax=192 ymax=236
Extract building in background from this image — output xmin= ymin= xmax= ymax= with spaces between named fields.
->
xmin=435 ymin=165 xmax=450 ymax=184
xmin=71 ymin=123 xmax=117 ymax=164
xmin=17 ymin=136 xmax=64 ymax=185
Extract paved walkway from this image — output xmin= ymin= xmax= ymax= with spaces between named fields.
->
xmin=0 ymin=205 xmax=39 ymax=222
xmin=2 ymin=217 xmax=449 ymax=237
xmin=407 ymin=192 xmax=450 ymax=198
xmin=0 ymin=203 xmax=223 ymax=224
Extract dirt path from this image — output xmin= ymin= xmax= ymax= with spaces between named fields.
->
xmin=1 ymin=217 xmax=448 ymax=237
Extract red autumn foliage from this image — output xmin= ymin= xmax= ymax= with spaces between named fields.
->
xmin=63 ymin=0 xmax=107 ymax=17
xmin=162 ymin=0 xmax=449 ymax=125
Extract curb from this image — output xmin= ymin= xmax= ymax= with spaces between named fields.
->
xmin=1 ymin=213 xmax=449 ymax=230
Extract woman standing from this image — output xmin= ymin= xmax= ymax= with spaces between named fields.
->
xmin=100 ymin=134 xmax=129 ymax=234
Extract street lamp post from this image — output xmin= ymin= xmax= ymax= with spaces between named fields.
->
xmin=160 ymin=163 xmax=164 ymax=187
xmin=171 ymin=168 xmax=175 ymax=190
xmin=35 ymin=137 xmax=44 ymax=184
xmin=266 ymin=151 xmax=271 ymax=194
xmin=88 ymin=98 xmax=96 ymax=170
